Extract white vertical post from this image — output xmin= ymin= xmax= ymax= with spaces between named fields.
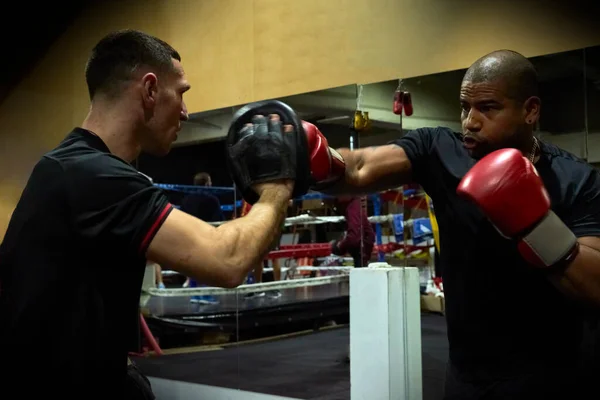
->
xmin=142 ymin=262 xmax=157 ymax=292
xmin=350 ymin=265 xmax=423 ymax=400
xmin=139 ymin=262 xmax=157 ymax=307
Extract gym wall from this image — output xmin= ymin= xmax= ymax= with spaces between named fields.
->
xmin=0 ymin=0 xmax=599 ymax=239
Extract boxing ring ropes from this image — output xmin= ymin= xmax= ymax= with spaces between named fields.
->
xmin=139 ymin=183 xmax=437 ymax=399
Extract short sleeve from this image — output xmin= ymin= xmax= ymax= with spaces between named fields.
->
xmin=67 ymin=156 xmax=173 ymax=256
xmin=563 ymin=168 xmax=600 ymax=238
xmin=389 ymin=127 xmax=436 ymax=184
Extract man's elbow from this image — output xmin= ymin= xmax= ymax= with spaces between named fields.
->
xmin=218 ymin=266 xmax=247 ymax=289
xmin=188 ymin=260 xmax=245 ymax=289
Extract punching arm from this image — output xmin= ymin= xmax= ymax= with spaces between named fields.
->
xmin=323 ymin=145 xmax=413 ymax=195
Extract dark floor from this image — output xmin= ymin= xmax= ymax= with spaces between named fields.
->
xmin=133 ymin=313 xmax=448 ymax=400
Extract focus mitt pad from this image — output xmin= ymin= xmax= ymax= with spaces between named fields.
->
xmin=226 ymin=100 xmax=310 ymax=204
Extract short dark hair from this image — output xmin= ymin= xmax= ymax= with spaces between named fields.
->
xmin=193 ymin=172 xmax=211 ymax=186
xmin=463 ymin=49 xmax=539 ymax=103
xmin=85 ymin=29 xmax=181 ymax=100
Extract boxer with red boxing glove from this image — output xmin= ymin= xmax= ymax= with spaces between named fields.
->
xmin=305 ymin=49 xmax=600 ymax=399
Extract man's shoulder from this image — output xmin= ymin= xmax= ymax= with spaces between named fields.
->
xmin=416 ymin=125 xmax=460 ymax=135
xmin=398 ymin=126 xmax=460 ymax=140
xmin=542 ymin=140 xmax=596 ymax=177
xmin=541 ymin=140 xmax=600 ymax=204
xmin=389 ymin=126 xmax=461 ymax=153
xmin=46 ymin=146 xmax=143 ymax=184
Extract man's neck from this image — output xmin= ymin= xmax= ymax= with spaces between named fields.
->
xmin=519 ymin=133 xmax=539 ymax=163
xmin=81 ymin=99 xmax=142 ymax=163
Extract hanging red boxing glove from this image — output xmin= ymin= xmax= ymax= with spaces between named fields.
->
xmin=393 ymin=90 xmax=403 ymax=115
xmin=403 ymin=92 xmax=413 ymax=116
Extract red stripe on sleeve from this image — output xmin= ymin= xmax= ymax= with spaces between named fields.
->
xmin=139 ymin=203 xmax=173 ymax=254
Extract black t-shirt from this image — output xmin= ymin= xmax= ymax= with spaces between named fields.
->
xmin=180 ymin=193 xmax=224 ymax=222
xmin=0 ymin=128 xmax=172 ymax=395
xmin=393 ymin=127 xmax=600 ymax=379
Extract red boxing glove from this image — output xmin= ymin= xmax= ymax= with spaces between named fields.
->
xmin=456 ymin=148 xmax=579 ymax=270
xmin=302 ymin=121 xmax=346 ymax=190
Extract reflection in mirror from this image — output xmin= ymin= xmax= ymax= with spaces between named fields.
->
xmin=130 ymin=46 xmax=598 ymax=398
xmin=135 ymin=106 xmax=244 ymax=389
xmin=584 ymin=45 xmax=600 ymax=167
xmin=134 ymin=84 xmax=358 ymax=397
xmin=350 ymin=46 xmax=596 ymax=399
xmin=231 ymin=84 xmax=358 ymax=398
xmin=531 ymin=49 xmax=586 ymax=158
xmin=350 ymin=77 xmax=444 ymax=398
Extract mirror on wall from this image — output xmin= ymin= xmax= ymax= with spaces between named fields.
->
xmin=351 ymin=46 xmax=593 ymax=399
xmin=134 ymin=84 xmax=359 ymax=397
xmin=533 ymin=49 xmax=587 ymax=159
xmin=134 ymin=105 xmax=244 ymax=389
xmin=130 ymin=44 xmax=600 ymax=398
xmin=583 ymin=45 xmax=600 ymax=167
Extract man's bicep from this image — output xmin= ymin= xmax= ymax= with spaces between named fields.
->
xmin=343 ymin=127 xmax=434 ymax=192
xmin=565 ymin=170 xmax=600 ymax=238
xmin=362 ymin=144 xmax=413 ymax=185
xmin=340 ymin=144 xmax=413 ymax=193
xmin=146 ymin=209 xmax=235 ymax=287
xmin=388 ymin=127 xmax=436 ymax=184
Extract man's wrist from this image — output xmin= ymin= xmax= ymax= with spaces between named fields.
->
xmin=257 ymin=186 xmax=292 ymax=206
xmin=518 ymin=211 xmax=578 ymax=269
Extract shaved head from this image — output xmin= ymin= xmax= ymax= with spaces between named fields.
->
xmin=463 ymin=50 xmax=539 ymax=104
xmin=459 ymin=50 xmax=541 ymax=160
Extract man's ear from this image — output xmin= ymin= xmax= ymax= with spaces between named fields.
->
xmin=141 ymin=73 xmax=159 ymax=108
xmin=523 ymin=96 xmax=541 ymax=125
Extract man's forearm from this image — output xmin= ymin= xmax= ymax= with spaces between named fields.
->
xmin=216 ymin=190 xmax=289 ymax=281
xmin=548 ymin=239 xmax=600 ymax=307
xmin=322 ymin=147 xmax=411 ymax=195
xmin=321 ymin=148 xmax=365 ymax=195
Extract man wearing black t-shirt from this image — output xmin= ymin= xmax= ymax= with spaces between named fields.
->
xmin=0 ymin=30 xmax=293 ymax=397
xmin=309 ymin=50 xmax=600 ymax=399
xmin=180 ymin=172 xmax=225 ymax=223
xmin=179 ymin=171 xmax=224 ymax=303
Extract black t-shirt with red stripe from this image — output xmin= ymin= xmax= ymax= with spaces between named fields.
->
xmin=0 ymin=128 xmax=172 ymax=395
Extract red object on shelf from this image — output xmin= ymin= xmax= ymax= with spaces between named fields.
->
xmin=373 ymin=242 xmax=431 ymax=254
xmin=266 ymin=243 xmax=333 ymax=259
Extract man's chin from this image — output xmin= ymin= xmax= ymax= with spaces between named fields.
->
xmin=145 ymin=145 xmax=172 ymax=158
xmin=467 ymin=148 xmax=487 ymax=160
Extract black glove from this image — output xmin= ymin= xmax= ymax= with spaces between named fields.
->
xmin=226 ymin=100 xmax=310 ymax=204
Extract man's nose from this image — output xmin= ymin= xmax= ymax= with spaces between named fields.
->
xmin=180 ymin=102 xmax=189 ymax=121
xmin=463 ymin=110 xmax=481 ymax=132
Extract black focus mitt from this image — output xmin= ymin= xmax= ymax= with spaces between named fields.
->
xmin=225 ymin=100 xmax=310 ymax=204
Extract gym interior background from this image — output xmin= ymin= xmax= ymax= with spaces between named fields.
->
xmin=1 ymin=2 xmax=600 ymax=400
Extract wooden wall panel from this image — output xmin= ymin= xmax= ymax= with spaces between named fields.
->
xmin=0 ymin=0 xmax=597 ymax=237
